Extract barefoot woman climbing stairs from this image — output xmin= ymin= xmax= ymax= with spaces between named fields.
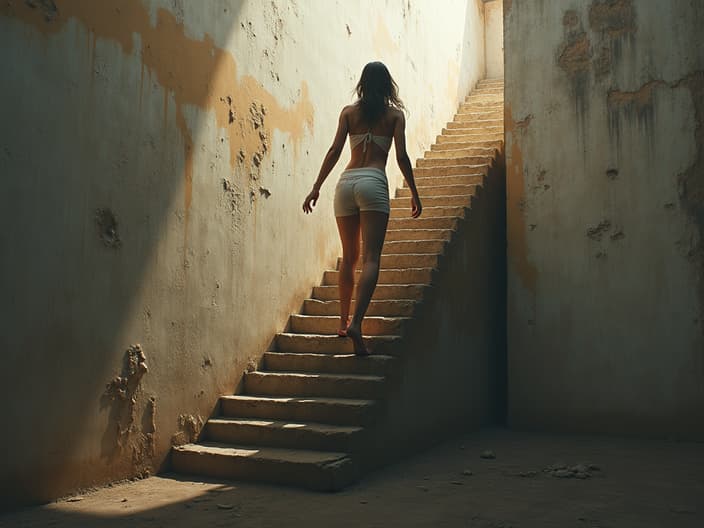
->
xmin=302 ymin=62 xmax=422 ymax=355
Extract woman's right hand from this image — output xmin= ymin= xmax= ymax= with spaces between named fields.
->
xmin=302 ymin=187 xmax=320 ymax=214
xmin=411 ymin=195 xmax=422 ymax=218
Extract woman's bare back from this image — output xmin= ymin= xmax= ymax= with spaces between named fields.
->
xmin=344 ymin=104 xmax=402 ymax=171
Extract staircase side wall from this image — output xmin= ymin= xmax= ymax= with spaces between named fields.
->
xmin=504 ymin=0 xmax=704 ymax=438
xmin=371 ymin=155 xmax=507 ymax=463
xmin=0 ymin=0 xmax=487 ymax=508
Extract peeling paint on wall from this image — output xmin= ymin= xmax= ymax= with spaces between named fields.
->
xmin=2 ymin=0 xmax=314 ymax=219
xmin=588 ymin=0 xmax=635 ymax=38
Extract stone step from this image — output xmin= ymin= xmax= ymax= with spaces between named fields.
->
xmin=336 ymin=253 xmax=440 ymax=270
xmin=471 ymin=87 xmax=503 ymax=96
xmin=311 ymin=283 xmax=430 ymax=301
xmin=431 ymin=139 xmax=503 ymax=151
xmin=322 ymin=267 xmax=434 ymax=286
xmin=415 ymin=164 xmax=488 ymax=177
xmin=447 ymin=118 xmax=502 ymax=129
xmin=424 ymin=147 xmax=498 ymax=159
xmin=172 ymin=443 xmax=356 ymax=491
xmin=453 ymin=112 xmax=503 ymax=123
xmin=464 ymin=94 xmax=502 ymax=102
xmin=417 ymin=156 xmax=493 ymax=168
xmin=413 ymin=176 xmax=485 ymax=190
xmin=397 ymin=183 xmax=479 ymax=197
xmin=244 ymin=370 xmax=385 ymax=399
xmin=390 ymin=193 xmax=474 ymax=207
xmin=387 ymin=216 xmax=459 ymax=230
xmin=437 ymin=133 xmax=502 ymax=144
xmin=264 ymin=351 xmax=395 ymax=376
xmin=302 ymin=298 xmax=416 ymax=317
xmin=390 ymin=205 xmax=466 ymax=219
xmin=477 ymin=78 xmax=504 ymax=85
xmin=412 ymin=173 xmax=484 ymax=186
xmin=220 ymin=394 xmax=375 ymax=425
xmin=289 ymin=314 xmax=409 ymax=335
xmin=383 ymin=239 xmax=448 ymax=254
xmin=460 ymin=101 xmax=503 ymax=111
xmin=275 ymin=333 xmax=401 ymax=354
xmin=203 ymin=418 xmax=364 ymax=452
xmin=442 ymin=126 xmax=503 ymax=136
xmin=385 ymin=228 xmax=452 ymax=241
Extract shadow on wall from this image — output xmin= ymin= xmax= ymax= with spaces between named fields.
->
xmin=0 ymin=0 xmax=260 ymax=508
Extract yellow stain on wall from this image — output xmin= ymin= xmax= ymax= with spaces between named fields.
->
xmin=505 ymin=104 xmax=537 ymax=293
xmin=2 ymin=0 xmax=314 ymax=216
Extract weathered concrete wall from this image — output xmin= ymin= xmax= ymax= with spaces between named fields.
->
xmin=0 ymin=0 xmax=489 ymax=508
xmin=484 ymin=0 xmax=504 ymax=79
xmin=504 ymin=0 xmax=704 ymax=437
xmin=369 ymin=154 xmax=507 ymax=468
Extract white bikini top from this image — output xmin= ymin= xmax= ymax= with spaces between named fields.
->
xmin=349 ymin=130 xmax=393 ymax=153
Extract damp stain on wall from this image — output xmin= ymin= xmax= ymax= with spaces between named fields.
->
xmin=505 ymin=105 xmax=537 ymax=293
xmin=2 ymin=0 xmax=315 ymax=218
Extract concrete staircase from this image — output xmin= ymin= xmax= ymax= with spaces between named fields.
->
xmin=172 ymin=78 xmax=505 ymax=490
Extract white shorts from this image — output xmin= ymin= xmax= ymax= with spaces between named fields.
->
xmin=333 ymin=167 xmax=390 ymax=217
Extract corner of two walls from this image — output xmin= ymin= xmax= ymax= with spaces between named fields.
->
xmin=0 ymin=0 xmax=486 ymax=508
xmin=504 ymin=0 xmax=704 ymax=438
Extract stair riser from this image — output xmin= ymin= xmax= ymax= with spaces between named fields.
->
xmin=437 ymin=134 xmax=503 ymax=144
xmin=387 ymin=216 xmax=459 ymax=230
xmin=264 ymin=351 xmax=394 ymax=375
xmin=391 ymin=194 xmax=472 ymax=208
xmin=424 ymin=148 xmax=497 ymax=159
xmin=390 ymin=206 xmax=466 ymax=219
xmin=244 ymin=372 xmax=384 ymax=399
xmin=385 ymin=229 xmax=452 ymax=242
xmin=275 ymin=334 xmax=401 ymax=354
xmin=172 ymin=449 xmax=356 ymax=491
xmin=383 ymin=239 xmax=447 ymax=253
xmin=289 ymin=315 xmax=406 ymax=335
xmin=453 ymin=114 xmax=503 ymax=124
xmin=302 ymin=299 xmax=416 ymax=317
xmin=443 ymin=126 xmax=503 ymax=136
xmin=396 ymin=184 xmax=479 ymax=197
xmin=457 ymin=103 xmax=504 ymax=114
xmin=414 ymin=165 xmax=487 ymax=177
xmin=203 ymin=421 xmax=362 ymax=452
xmin=220 ymin=396 xmax=374 ymax=425
xmin=447 ymin=118 xmax=502 ymax=128
xmin=322 ymin=268 xmax=433 ymax=286
xmin=431 ymin=140 xmax=502 ymax=151
xmin=413 ymin=177 xmax=484 ymax=190
xmin=312 ymin=284 xmax=429 ymax=301
xmin=335 ymin=253 xmax=439 ymax=270
xmin=417 ymin=156 xmax=493 ymax=168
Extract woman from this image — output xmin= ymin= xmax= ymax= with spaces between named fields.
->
xmin=302 ymin=62 xmax=422 ymax=356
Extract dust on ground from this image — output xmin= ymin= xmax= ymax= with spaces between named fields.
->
xmin=2 ymin=428 xmax=703 ymax=527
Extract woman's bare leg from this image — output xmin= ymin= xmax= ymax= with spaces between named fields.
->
xmin=346 ymin=211 xmax=389 ymax=355
xmin=335 ymin=214 xmax=361 ymax=335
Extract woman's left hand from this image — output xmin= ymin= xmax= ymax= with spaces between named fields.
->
xmin=302 ymin=188 xmax=320 ymax=214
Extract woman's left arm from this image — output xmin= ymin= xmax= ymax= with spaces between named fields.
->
xmin=303 ymin=107 xmax=349 ymax=213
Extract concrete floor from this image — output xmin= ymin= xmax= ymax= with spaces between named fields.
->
xmin=3 ymin=428 xmax=703 ymax=528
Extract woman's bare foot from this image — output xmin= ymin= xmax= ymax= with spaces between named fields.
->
xmin=345 ymin=325 xmax=370 ymax=356
xmin=337 ymin=316 xmax=351 ymax=337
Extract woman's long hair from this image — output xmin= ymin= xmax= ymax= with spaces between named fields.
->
xmin=354 ymin=62 xmax=405 ymax=124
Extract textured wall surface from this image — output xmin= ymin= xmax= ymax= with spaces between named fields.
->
xmin=484 ymin=0 xmax=503 ymax=78
xmin=504 ymin=0 xmax=704 ymax=437
xmin=0 ymin=0 xmax=489 ymax=507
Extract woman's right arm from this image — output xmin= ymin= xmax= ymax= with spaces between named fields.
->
xmin=393 ymin=111 xmax=422 ymax=218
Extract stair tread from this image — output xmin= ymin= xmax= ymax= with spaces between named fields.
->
xmin=222 ymin=394 xmax=376 ymax=406
xmin=247 ymin=370 xmax=384 ymax=382
xmin=207 ymin=417 xmax=364 ymax=434
xmin=174 ymin=442 xmax=350 ymax=464
xmin=291 ymin=314 xmax=411 ymax=321
xmin=277 ymin=332 xmax=402 ymax=339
